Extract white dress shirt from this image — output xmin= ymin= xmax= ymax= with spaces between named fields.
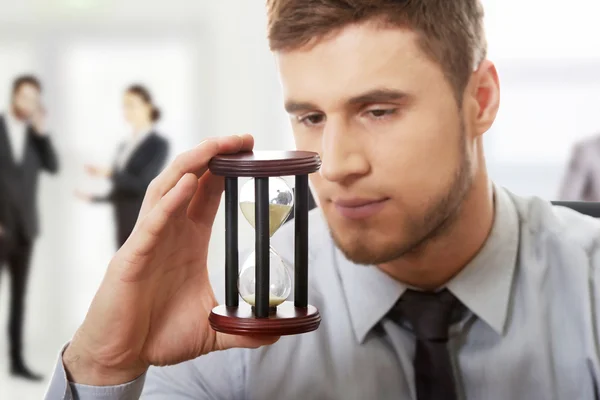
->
xmin=115 ymin=130 xmax=152 ymax=170
xmin=4 ymin=112 xmax=28 ymax=163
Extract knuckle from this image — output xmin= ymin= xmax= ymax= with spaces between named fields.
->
xmin=147 ymin=178 xmax=161 ymax=196
xmin=173 ymin=154 xmax=188 ymax=174
xmin=142 ymin=213 xmax=163 ymax=239
xmin=198 ymin=139 xmax=220 ymax=154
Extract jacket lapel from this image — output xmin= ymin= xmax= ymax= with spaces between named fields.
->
xmin=123 ymin=133 xmax=155 ymax=171
xmin=20 ymin=127 xmax=35 ymax=168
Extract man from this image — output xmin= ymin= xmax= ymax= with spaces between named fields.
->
xmin=558 ymin=135 xmax=600 ymax=201
xmin=0 ymin=75 xmax=59 ymax=380
xmin=45 ymin=1 xmax=600 ymax=399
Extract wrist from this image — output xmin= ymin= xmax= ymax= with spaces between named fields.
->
xmin=63 ymin=334 xmax=147 ymax=386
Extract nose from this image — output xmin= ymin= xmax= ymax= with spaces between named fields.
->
xmin=320 ymin=118 xmax=370 ymax=184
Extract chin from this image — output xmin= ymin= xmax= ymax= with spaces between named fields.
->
xmin=13 ymin=108 xmax=30 ymax=120
xmin=328 ymin=227 xmax=408 ymax=266
xmin=337 ymin=240 xmax=398 ymax=266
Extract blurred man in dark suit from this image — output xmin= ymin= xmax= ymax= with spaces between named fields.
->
xmin=0 ymin=75 xmax=59 ymax=380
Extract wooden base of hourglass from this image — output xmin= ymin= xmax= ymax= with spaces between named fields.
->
xmin=209 ymin=302 xmax=321 ymax=336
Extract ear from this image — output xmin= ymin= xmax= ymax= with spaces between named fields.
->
xmin=465 ymin=60 xmax=500 ymax=137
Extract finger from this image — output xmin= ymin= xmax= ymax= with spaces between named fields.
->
xmin=121 ymin=173 xmax=198 ymax=273
xmin=139 ymin=134 xmax=254 ymax=218
xmin=161 ymin=134 xmax=253 ymax=194
xmin=187 ymin=171 xmax=225 ymax=226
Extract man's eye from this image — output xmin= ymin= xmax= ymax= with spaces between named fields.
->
xmin=368 ymin=109 xmax=397 ymax=118
xmin=299 ymin=114 xmax=325 ymax=126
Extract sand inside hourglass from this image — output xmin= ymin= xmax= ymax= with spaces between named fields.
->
xmin=241 ymin=293 xmax=288 ymax=307
xmin=239 ymin=202 xmax=293 ymax=237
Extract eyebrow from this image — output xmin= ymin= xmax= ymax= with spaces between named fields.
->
xmin=284 ymin=88 xmax=409 ymax=114
xmin=347 ymin=88 xmax=408 ymax=105
xmin=284 ymin=100 xmax=318 ymax=114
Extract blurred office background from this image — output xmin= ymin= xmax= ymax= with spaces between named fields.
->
xmin=0 ymin=0 xmax=599 ymax=397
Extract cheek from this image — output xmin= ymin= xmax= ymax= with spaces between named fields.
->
xmin=292 ymin=130 xmax=321 ymax=153
xmin=16 ymin=98 xmax=28 ymax=109
xmin=22 ymin=102 xmax=35 ymax=114
xmin=376 ymin=112 xmax=462 ymax=200
xmin=308 ymin=174 xmax=327 ymax=207
xmin=134 ymin=107 xmax=146 ymax=119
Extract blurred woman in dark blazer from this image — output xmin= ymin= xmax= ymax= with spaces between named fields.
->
xmin=77 ymin=85 xmax=169 ymax=247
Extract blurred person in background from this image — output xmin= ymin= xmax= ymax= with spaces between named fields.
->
xmin=76 ymin=85 xmax=169 ymax=247
xmin=0 ymin=74 xmax=59 ymax=381
xmin=558 ymin=135 xmax=600 ymax=201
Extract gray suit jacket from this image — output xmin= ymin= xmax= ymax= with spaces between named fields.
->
xmin=559 ymin=135 xmax=600 ymax=201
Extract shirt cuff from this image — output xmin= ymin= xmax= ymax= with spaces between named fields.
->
xmin=45 ymin=343 xmax=146 ymax=400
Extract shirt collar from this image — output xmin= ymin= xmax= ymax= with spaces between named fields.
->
xmin=336 ymin=249 xmax=405 ymax=344
xmin=336 ymin=184 xmax=519 ymax=343
xmin=446 ymin=184 xmax=519 ymax=335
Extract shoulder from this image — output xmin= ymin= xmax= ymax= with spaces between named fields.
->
xmin=148 ymin=132 xmax=169 ymax=148
xmin=570 ymin=134 xmax=600 ymax=156
xmin=508 ymin=188 xmax=600 ymax=265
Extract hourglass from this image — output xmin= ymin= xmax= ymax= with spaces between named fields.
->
xmin=208 ymin=151 xmax=322 ymax=336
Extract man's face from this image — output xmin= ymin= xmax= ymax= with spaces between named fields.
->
xmin=12 ymin=83 xmax=40 ymax=120
xmin=278 ymin=23 xmax=475 ymax=265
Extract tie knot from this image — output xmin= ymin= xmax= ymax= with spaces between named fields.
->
xmin=393 ymin=289 xmax=459 ymax=341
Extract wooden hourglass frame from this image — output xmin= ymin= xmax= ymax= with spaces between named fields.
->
xmin=208 ymin=151 xmax=322 ymax=336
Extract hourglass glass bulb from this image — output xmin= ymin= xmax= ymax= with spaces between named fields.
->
xmin=238 ymin=249 xmax=292 ymax=307
xmin=239 ymin=177 xmax=294 ymax=237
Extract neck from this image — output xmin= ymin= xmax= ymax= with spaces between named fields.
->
xmin=377 ymin=146 xmax=495 ymax=290
xmin=132 ymin=122 xmax=152 ymax=137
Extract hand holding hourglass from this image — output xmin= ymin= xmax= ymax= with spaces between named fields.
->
xmin=62 ymin=135 xmax=280 ymax=387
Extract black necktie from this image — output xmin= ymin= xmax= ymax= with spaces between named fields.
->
xmin=392 ymin=289 xmax=459 ymax=400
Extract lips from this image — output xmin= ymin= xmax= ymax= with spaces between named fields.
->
xmin=332 ymin=198 xmax=388 ymax=220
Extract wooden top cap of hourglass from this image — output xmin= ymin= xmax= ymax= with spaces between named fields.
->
xmin=209 ymin=151 xmax=321 ymax=177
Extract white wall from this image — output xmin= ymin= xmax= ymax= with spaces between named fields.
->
xmin=0 ymin=43 xmax=39 ymax=109
xmin=484 ymin=0 xmax=600 ymax=60
xmin=481 ymin=0 xmax=600 ymax=199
